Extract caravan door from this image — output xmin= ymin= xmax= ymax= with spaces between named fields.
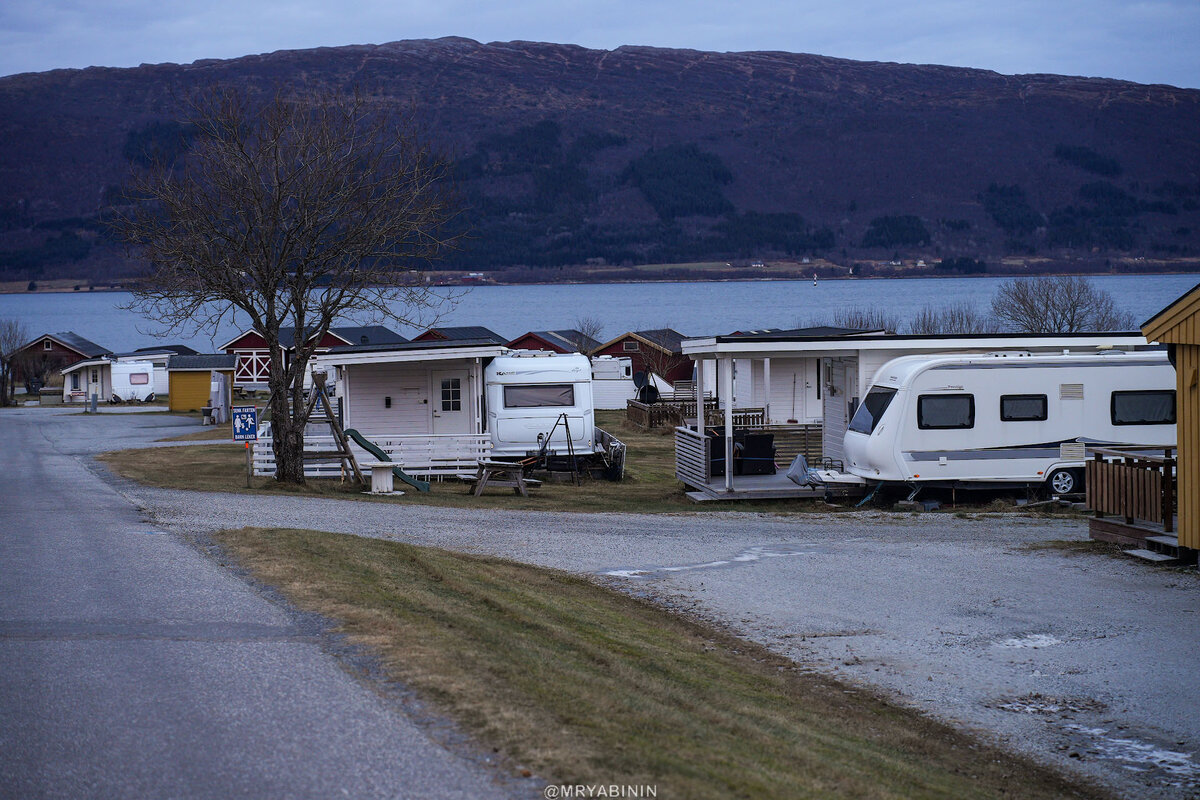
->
xmin=432 ymin=370 xmax=471 ymax=434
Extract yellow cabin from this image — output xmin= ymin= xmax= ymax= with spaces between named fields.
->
xmin=1142 ymin=282 xmax=1200 ymax=550
xmin=167 ymin=354 xmax=236 ymax=413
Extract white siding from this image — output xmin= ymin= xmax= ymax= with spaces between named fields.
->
xmin=748 ymin=357 xmax=820 ymax=423
xmin=345 ymin=363 xmax=432 ymax=437
xmin=822 ymin=358 xmax=857 ymax=463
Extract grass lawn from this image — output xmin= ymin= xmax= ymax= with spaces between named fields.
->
xmin=101 ymin=410 xmax=835 ymax=514
xmin=215 ymin=526 xmax=1107 ymax=799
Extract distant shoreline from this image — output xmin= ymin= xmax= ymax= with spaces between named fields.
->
xmin=4 ymin=261 xmax=1200 ymax=295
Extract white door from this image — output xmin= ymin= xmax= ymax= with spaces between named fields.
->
xmin=431 ymin=370 xmax=471 ymax=434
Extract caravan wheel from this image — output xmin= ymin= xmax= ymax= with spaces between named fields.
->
xmin=1047 ymin=468 xmax=1080 ymax=495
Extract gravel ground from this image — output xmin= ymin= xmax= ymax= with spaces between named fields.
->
xmin=34 ymin=407 xmax=1200 ymax=798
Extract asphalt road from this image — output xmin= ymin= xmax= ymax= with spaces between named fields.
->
xmin=0 ymin=408 xmax=519 ymax=799
xmin=6 ymin=408 xmax=1200 ymax=798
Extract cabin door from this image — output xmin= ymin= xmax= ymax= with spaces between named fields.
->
xmin=431 ymin=370 xmax=472 ymax=434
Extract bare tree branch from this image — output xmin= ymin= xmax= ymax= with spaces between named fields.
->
xmin=990 ymin=276 xmax=1135 ymax=333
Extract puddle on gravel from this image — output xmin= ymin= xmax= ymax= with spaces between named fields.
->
xmin=1062 ymin=723 xmax=1200 ymax=787
xmin=601 ymin=544 xmax=817 ymax=579
xmin=994 ymin=633 xmax=1063 ymax=649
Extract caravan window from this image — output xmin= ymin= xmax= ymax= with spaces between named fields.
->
xmin=918 ymin=394 xmax=974 ymax=430
xmin=1000 ymin=394 xmax=1047 ymax=422
xmin=504 ymin=384 xmax=575 ymax=408
xmin=1111 ymin=390 xmax=1175 ymax=425
xmin=129 ymin=372 xmax=150 ymax=385
xmin=848 ymin=387 xmax=896 ymax=434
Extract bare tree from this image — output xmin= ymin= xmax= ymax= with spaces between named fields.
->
xmin=638 ymin=343 xmax=688 ymax=391
xmin=113 ymin=87 xmax=459 ymax=483
xmin=906 ymin=302 xmax=993 ymax=335
xmin=0 ymin=319 xmax=29 ymax=406
xmin=570 ymin=315 xmax=605 ymax=351
xmin=804 ymin=306 xmax=900 ymax=334
xmin=991 ymin=275 xmax=1135 ymax=333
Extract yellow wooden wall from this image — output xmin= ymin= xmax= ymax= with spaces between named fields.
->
xmin=168 ymin=371 xmax=233 ymax=413
xmin=1174 ymin=341 xmax=1200 ymax=549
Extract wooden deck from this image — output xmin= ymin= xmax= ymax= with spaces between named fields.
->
xmin=685 ymin=473 xmax=827 ymax=502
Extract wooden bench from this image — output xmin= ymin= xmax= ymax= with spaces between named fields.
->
xmin=468 ymin=460 xmax=543 ymax=497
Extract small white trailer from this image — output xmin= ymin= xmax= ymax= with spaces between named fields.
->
xmin=590 ymin=355 xmax=636 ymax=409
xmin=110 ymin=360 xmax=157 ymax=403
xmin=842 ymin=350 xmax=1176 ymax=493
xmin=485 ymin=351 xmax=598 ymax=458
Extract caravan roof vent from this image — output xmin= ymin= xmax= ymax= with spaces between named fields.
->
xmin=1060 ymin=383 xmax=1084 ymax=400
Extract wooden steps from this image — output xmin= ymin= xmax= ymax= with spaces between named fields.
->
xmin=1123 ymin=534 xmax=1198 ymax=566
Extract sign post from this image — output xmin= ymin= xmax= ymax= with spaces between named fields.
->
xmin=232 ymin=406 xmax=258 ymax=488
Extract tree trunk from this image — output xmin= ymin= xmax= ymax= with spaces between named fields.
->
xmin=268 ymin=369 xmax=306 ymax=485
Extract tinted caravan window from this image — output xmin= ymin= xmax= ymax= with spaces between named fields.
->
xmin=1000 ymin=394 xmax=1047 ymax=422
xmin=848 ymin=387 xmax=896 ymax=434
xmin=504 ymin=384 xmax=575 ymax=408
xmin=917 ymin=394 xmax=975 ymax=430
xmin=1111 ymin=390 xmax=1175 ymax=425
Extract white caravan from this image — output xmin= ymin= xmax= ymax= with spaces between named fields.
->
xmin=843 ymin=351 xmax=1176 ymax=493
xmin=590 ymin=355 xmax=636 ymax=409
xmin=110 ymin=360 xmax=157 ymax=402
xmin=485 ymin=351 xmax=597 ymax=458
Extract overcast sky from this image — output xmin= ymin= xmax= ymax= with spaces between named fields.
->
xmin=2 ymin=0 xmax=1198 ymax=88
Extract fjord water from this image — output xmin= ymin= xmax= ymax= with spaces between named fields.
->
xmin=2 ymin=274 xmax=1198 ymax=353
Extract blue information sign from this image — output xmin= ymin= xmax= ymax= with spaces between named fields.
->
xmin=232 ymin=406 xmax=258 ymax=442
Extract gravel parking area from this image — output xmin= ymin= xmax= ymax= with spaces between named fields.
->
xmin=37 ymin=407 xmax=1200 ymax=798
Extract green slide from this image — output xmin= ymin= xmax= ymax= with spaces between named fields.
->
xmin=343 ymin=428 xmax=431 ymax=492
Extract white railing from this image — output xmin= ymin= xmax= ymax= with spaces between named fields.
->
xmin=674 ymin=426 xmax=711 ymax=488
xmin=253 ymin=424 xmax=491 ymax=479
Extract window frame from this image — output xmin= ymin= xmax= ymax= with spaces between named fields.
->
xmin=1000 ymin=393 xmax=1048 ymax=422
xmin=917 ymin=393 xmax=976 ymax=430
xmin=1110 ymin=390 xmax=1176 ymax=426
xmin=623 ymin=340 xmax=639 ymax=352
xmin=503 ymin=383 xmax=576 ymax=409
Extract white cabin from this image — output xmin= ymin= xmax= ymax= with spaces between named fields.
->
xmin=486 ymin=352 xmax=596 ymax=457
xmin=844 ymin=351 xmax=1176 ymax=491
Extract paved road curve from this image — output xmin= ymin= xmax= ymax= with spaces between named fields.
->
xmin=0 ymin=408 xmax=517 ymax=799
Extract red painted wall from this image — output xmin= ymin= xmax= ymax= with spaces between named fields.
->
xmin=507 ymin=333 xmax=570 ymax=353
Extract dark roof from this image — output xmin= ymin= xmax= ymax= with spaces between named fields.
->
xmin=513 ymin=330 xmax=601 ymax=352
xmin=275 ymin=325 xmax=408 ymax=348
xmin=726 ymin=326 xmax=878 ymax=339
xmin=24 ymin=331 xmax=111 ymax=358
xmin=325 ymin=338 xmax=505 ymax=355
xmin=711 ymin=329 xmax=1146 ymax=344
xmin=134 ymin=344 xmax=198 ymax=355
xmin=634 ymin=328 xmax=687 ymax=353
xmin=167 ymin=354 xmax=237 ymax=371
xmin=416 ymin=326 xmax=506 ymax=343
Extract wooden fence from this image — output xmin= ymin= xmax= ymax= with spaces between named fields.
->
xmin=1085 ymin=446 xmax=1175 ymax=532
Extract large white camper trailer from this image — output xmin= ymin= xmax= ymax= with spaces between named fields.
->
xmin=843 ymin=351 xmax=1176 ymax=492
xmin=485 ymin=351 xmax=597 ymax=458
xmin=110 ymin=360 xmax=157 ymax=403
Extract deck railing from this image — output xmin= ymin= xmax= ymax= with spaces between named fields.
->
xmin=1085 ymin=446 xmax=1175 ymax=533
xmin=675 ymin=426 xmax=711 ymax=487
xmin=254 ymin=424 xmax=491 ymax=479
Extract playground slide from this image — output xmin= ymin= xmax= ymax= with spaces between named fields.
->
xmin=343 ymin=428 xmax=431 ymax=493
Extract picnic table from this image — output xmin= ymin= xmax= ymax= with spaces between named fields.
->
xmin=469 ymin=459 xmax=542 ymax=497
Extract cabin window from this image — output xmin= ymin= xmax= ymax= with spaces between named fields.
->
xmin=90 ymin=369 xmax=98 ymax=384
xmin=1111 ymin=390 xmax=1175 ymax=426
xmin=1000 ymin=394 xmax=1047 ymax=422
xmin=848 ymin=386 xmax=896 ymax=434
xmin=43 ymin=340 xmax=52 ymax=350
xmin=623 ymin=341 xmax=639 ymax=352
xmin=71 ymin=373 xmax=80 ymax=390
xmin=129 ymin=373 xmax=150 ymax=385
xmin=504 ymin=384 xmax=575 ymax=408
xmin=917 ymin=394 xmax=975 ymax=430
xmin=440 ymin=378 xmax=462 ymax=412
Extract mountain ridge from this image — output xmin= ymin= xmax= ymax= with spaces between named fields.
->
xmin=1 ymin=37 xmax=1198 ymax=281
